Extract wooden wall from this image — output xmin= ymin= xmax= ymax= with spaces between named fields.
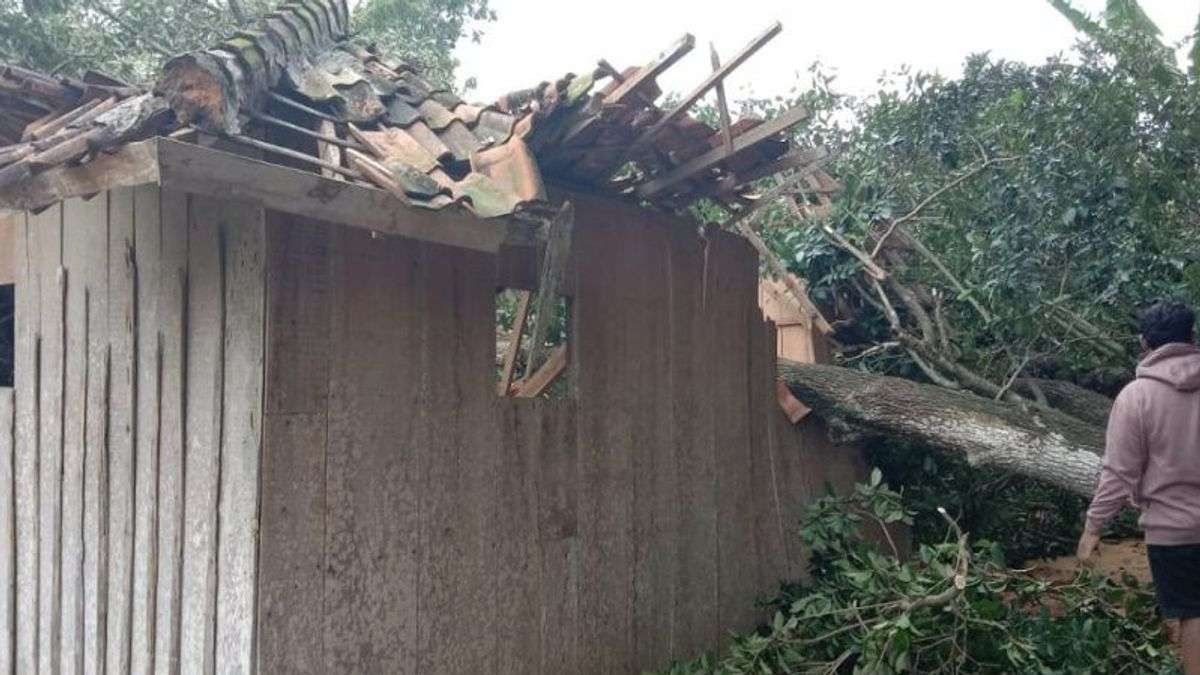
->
xmin=258 ymin=195 xmax=872 ymax=674
xmin=5 ymin=186 xmax=266 ymax=674
xmin=2 ymin=187 xmax=870 ymax=674
xmin=0 ymin=213 xmax=15 ymax=284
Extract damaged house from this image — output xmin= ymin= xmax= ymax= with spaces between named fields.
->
xmin=0 ymin=0 xmax=869 ymax=672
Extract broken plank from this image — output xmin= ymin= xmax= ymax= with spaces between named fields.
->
xmin=513 ymin=345 xmax=568 ymax=399
xmin=497 ymin=290 xmax=532 ymax=396
xmin=0 ymin=139 xmax=159 ymax=212
xmin=523 ymin=202 xmax=574 ymax=379
xmin=560 ymin=34 xmax=695 ymax=146
xmin=630 ymin=22 xmax=781 ymax=154
xmin=710 ymin=44 xmax=734 ymax=154
xmin=635 ymin=103 xmax=808 ymax=199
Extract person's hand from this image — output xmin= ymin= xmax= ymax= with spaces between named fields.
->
xmin=1076 ymin=530 xmax=1101 ymax=562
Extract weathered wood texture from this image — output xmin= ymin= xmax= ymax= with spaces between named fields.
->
xmin=0 ymin=388 xmax=13 ymax=674
xmin=10 ymin=186 xmax=266 ymax=674
xmin=0 ymin=213 xmax=14 ymax=283
xmin=7 ymin=186 xmax=870 ymax=673
xmin=256 ymin=193 xmax=874 ymax=674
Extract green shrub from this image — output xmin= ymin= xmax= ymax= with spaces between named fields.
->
xmin=655 ymin=472 xmax=1177 ymax=674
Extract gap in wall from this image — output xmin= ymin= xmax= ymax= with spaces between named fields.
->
xmin=495 ymin=287 xmax=571 ymax=399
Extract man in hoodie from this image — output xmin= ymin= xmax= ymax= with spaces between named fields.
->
xmin=1078 ymin=299 xmax=1200 ymax=674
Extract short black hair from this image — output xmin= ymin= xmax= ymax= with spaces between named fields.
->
xmin=1138 ymin=300 xmax=1195 ymax=349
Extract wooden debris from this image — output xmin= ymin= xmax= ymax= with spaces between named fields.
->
xmin=513 ymin=345 xmax=568 ymax=398
xmin=523 ymin=202 xmax=574 ymax=379
xmin=497 ymin=290 xmax=533 ymax=396
xmin=345 ymin=148 xmax=410 ymax=202
xmin=635 ymin=103 xmax=808 ymax=198
xmin=629 ymin=22 xmax=781 ymax=152
xmin=559 ymin=33 xmax=695 ymax=145
xmin=710 ymin=44 xmax=734 ymax=154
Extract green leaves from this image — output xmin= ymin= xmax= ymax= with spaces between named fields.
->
xmin=654 ymin=474 xmax=1177 ymax=674
xmin=0 ymin=0 xmax=496 ymax=86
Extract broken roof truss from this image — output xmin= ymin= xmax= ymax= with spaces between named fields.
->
xmin=0 ymin=0 xmax=835 ymax=226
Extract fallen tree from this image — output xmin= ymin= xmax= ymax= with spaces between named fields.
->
xmin=778 ymin=360 xmax=1107 ymax=498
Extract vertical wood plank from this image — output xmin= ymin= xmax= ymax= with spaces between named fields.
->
xmin=131 ymin=183 xmax=163 ymax=675
xmin=105 ymin=186 xmax=137 ymax=675
xmin=414 ymin=243 xmax=497 ymax=674
xmin=668 ymin=225 xmax=718 ymax=660
xmin=631 ymin=219 xmax=676 ymax=670
xmin=36 ymin=202 xmax=64 ymax=675
xmin=760 ymin=320 xmax=800 ymax=580
xmin=257 ymin=216 xmax=330 ymax=673
xmin=81 ymin=195 xmax=111 ymax=675
xmin=533 ymin=399 xmax=579 ymax=674
xmin=214 ymin=199 xmax=266 ymax=675
xmin=494 ymin=401 xmax=540 ymax=675
xmin=573 ymin=216 xmax=635 ymax=674
xmin=14 ymin=208 xmax=39 ymax=675
xmin=178 ymin=195 xmax=226 ymax=675
xmin=324 ymin=227 xmax=419 ymax=674
xmin=61 ymin=194 xmax=108 ymax=675
xmin=153 ymin=189 xmax=188 ymax=674
xmin=748 ymin=316 xmax=788 ymax=592
xmin=0 ymin=388 xmax=14 ymax=674
xmin=708 ymin=232 xmax=762 ymax=634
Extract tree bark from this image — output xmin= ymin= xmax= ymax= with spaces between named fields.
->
xmin=1014 ymin=377 xmax=1114 ymax=428
xmin=778 ymin=360 xmax=1106 ymax=498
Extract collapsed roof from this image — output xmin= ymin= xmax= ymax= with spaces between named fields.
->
xmin=0 ymin=0 xmax=832 ymax=219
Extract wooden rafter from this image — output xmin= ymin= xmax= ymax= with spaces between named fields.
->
xmin=316 ymin=119 xmax=345 ymax=181
xmin=710 ymin=43 xmax=734 ymax=154
xmin=635 ymin=104 xmax=809 ymax=199
xmin=627 ymin=21 xmax=781 ymax=153
xmin=560 ymin=33 xmax=695 ymax=146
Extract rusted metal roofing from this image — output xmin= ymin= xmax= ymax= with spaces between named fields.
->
xmin=0 ymin=0 xmax=834 ymax=220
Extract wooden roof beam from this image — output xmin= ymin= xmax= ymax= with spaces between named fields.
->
xmin=628 ymin=22 xmax=781 ymax=153
xmin=605 ymin=33 xmax=696 ymax=104
xmin=634 ymin=102 xmax=808 ymax=199
xmin=559 ymin=33 xmax=695 ymax=145
xmin=710 ymin=43 xmax=734 ymax=154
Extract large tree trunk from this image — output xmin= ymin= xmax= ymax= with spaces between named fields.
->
xmin=778 ymin=360 xmax=1106 ymax=498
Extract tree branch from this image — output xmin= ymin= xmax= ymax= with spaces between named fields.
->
xmin=86 ymin=0 xmax=172 ymax=57
xmin=870 ymin=156 xmax=1021 ymax=259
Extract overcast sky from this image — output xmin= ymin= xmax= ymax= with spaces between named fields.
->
xmin=454 ymin=1 xmax=1197 ymax=103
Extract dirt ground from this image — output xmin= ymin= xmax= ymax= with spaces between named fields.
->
xmin=1026 ymin=539 xmax=1181 ymax=650
xmin=1026 ymin=538 xmax=1153 ymax=584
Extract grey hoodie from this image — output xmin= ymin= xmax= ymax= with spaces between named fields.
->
xmin=1085 ymin=343 xmax=1200 ymax=545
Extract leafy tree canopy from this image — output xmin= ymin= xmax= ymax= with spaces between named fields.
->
xmin=739 ymin=0 xmax=1200 ymax=392
xmin=0 ymin=0 xmax=495 ymax=86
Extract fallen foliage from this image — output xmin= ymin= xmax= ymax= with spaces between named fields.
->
xmin=657 ymin=472 xmax=1177 ymax=674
